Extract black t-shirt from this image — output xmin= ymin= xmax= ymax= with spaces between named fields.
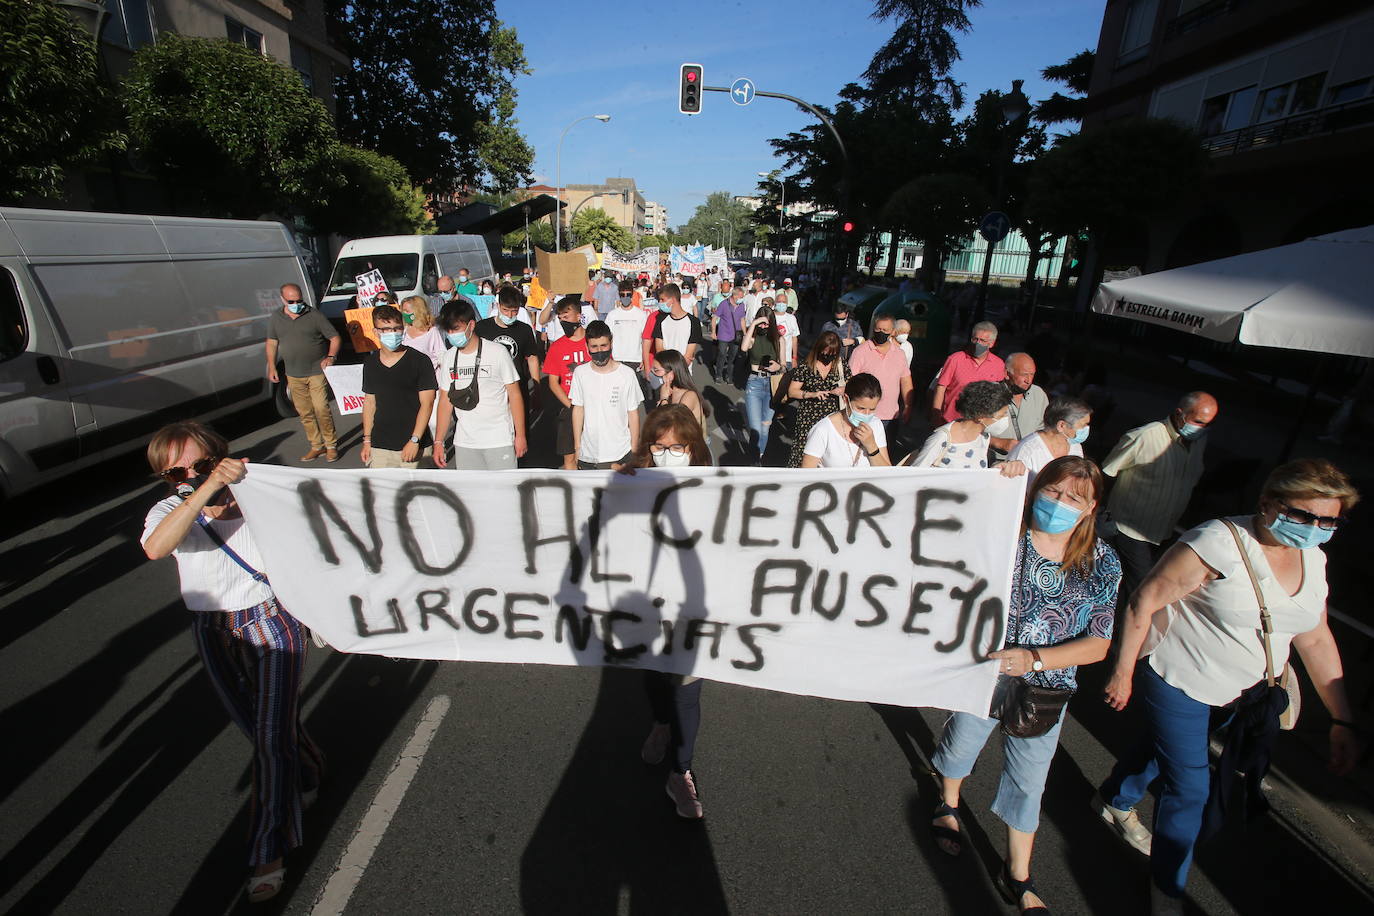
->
xmin=361 ymin=348 xmax=438 ymax=450
xmin=475 ymin=316 xmax=537 ymax=382
xmin=652 ymin=312 xmax=703 ymax=353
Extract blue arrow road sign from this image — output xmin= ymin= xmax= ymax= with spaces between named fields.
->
xmin=731 ymin=77 xmax=756 ymax=106
xmin=979 ymin=211 xmax=1010 ymax=244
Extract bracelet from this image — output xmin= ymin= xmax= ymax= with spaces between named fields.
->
xmin=865 ymin=447 xmax=879 ymax=457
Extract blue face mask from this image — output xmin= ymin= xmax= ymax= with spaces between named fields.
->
xmin=438 ymin=290 xmax=454 ymax=302
xmin=1032 ymin=494 xmax=1082 ymax=534
xmin=445 ymin=330 xmax=468 ymax=348
xmin=1068 ymin=424 xmax=1090 ymax=444
xmin=1179 ymin=421 xmax=1206 ymax=440
xmin=378 ymin=331 xmax=405 ymax=350
xmin=1268 ymin=514 xmax=1334 ymax=549
xmin=848 ymin=410 xmax=873 ymax=426
xmin=286 ymin=302 xmax=306 ymax=314
xmin=658 ymin=301 xmax=672 ymax=313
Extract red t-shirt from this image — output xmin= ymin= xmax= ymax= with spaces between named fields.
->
xmin=543 ymin=336 xmax=589 ymax=395
xmin=641 ymin=309 xmax=661 ymax=341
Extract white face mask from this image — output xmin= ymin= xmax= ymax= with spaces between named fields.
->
xmin=896 ymin=333 xmax=909 ymax=343
xmin=651 ymin=449 xmax=693 ymax=468
xmin=984 ymin=415 xmax=1013 ymax=437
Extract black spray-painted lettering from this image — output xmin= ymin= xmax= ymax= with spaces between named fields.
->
xmin=519 ymin=479 xmax=582 ymax=583
xmin=912 ymin=489 xmax=970 ymax=575
xmin=300 ymin=479 xmax=383 ymax=572
xmin=461 ymin=587 xmax=500 ymax=634
xmin=902 ymin=582 xmax=944 ymax=634
xmin=416 ymin=588 xmax=459 ymax=631
xmin=589 ymin=487 xmax=631 ymax=583
xmin=810 ymin=568 xmax=847 ymax=620
xmin=555 ymin=604 xmax=593 ymax=650
xmin=652 ymin=478 xmax=704 ymax=549
xmin=350 ymin=593 xmax=408 ymax=637
xmin=396 ymin=482 xmax=473 ymax=575
xmin=935 ymin=578 xmax=988 ymax=653
xmin=503 ymin=593 xmax=547 ymax=640
xmin=600 ymin=609 xmax=647 ymax=662
xmin=793 ymin=483 xmax=840 ymax=554
xmin=732 ymin=623 xmax=782 ymax=671
xmin=857 ymin=574 xmax=896 ymax=627
xmin=711 ymin=483 xmax=734 ymax=544
xmin=659 ymin=619 xmax=675 ymax=654
xmin=684 ymin=618 xmax=726 ymax=659
xmin=749 ymin=559 xmax=813 ymax=617
xmin=845 ymin=483 xmax=894 ymax=547
xmin=972 ymin=597 xmax=1005 ymax=663
xmin=740 ymin=483 xmax=781 ymax=547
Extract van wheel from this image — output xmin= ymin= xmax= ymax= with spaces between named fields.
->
xmin=273 ymin=379 xmax=296 ymax=418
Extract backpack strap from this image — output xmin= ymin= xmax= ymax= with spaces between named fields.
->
xmin=196 ymin=515 xmax=270 ymax=585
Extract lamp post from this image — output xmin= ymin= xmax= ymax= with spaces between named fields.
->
xmin=973 ymin=80 xmax=1029 ymax=325
xmin=555 ymin=114 xmax=610 ymax=252
xmin=758 ymin=170 xmax=789 ymax=270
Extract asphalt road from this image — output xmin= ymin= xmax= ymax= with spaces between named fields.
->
xmin=3 ymin=362 xmax=1372 ymax=916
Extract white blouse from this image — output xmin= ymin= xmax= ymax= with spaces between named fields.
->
xmin=1005 ymin=431 xmax=1082 ymax=485
xmin=142 ymin=497 xmax=274 ymax=612
xmin=908 ymin=421 xmax=990 ymax=469
xmin=803 ymin=414 xmax=888 ymax=468
xmin=1143 ymin=516 xmax=1327 ymax=706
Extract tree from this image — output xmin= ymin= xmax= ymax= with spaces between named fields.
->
xmin=307 ymin=146 xmax=433 ymax=237
xmin=862 ymin=1 xmax=981 ymax=114
xmin=502 ymin=219 xmax=553 ymax=254
xmin=123 ymin=35 xmax=339 ymax=219
xmin=881 ymin=173 xmax=987 ymax=287
xmin=639 ymin=234 xmax=670 ymax=251
xmin=328 ymin=1 xmax=534 ymax=194
xmin=679 ymin=192 xmax=757 ymax=251
xmin=0 ymin=0 xmax=124 ymax=202
xmin=1034 ymin=50 xmax=1094 ymax=126
xmin=569 ymin=208 xmax=632 ymax=251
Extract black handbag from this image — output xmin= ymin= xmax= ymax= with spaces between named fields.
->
xmin=989 ymin=537 xmax=1075 ymax=738
xmin=448 ymin=341 xmax=481 ymax=411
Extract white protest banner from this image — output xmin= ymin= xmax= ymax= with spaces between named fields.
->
xmin=670 ymin=245 xmax=708 ymax=276
xmin=355 ymin=269 xmax=389 ymax=305
xmin=231 ymin=465 xmax=1024 ymax=715
xmin=323 ymin=364 xmax=365 ymax=414
xmin=602 ymin=245 xmax=661 ymax=272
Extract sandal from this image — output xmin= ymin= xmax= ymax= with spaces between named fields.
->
xmin=246 ymin=867 xmax=285 ymax=904
xmin=930 ymin=801 xmax=963 ymax=857
xmin=995 ymin=861 xmax=1049 ymax=914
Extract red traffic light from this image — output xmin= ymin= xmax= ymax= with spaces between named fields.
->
xmin=679 ymin=63 xmax=703 ymax=114
xmin=842 ymin=221 xmax=854 ymax=233
xmin=686 ymin=71 xmax=697 ymax=82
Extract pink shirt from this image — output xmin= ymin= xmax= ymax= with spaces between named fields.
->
xmin=847 ymin=340 xmax=912 ymax=420
xmin=936 ymin=349 xmax=1006 ymax=422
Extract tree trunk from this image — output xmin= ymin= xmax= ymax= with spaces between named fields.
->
xmin=885 ymin=231 xmax=900 ymax=279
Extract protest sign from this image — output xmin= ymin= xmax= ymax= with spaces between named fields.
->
xmin=602 ymin=245 xmax=661 ymax=273
xmin=355 ymin=269 xmax=390 ymax=306
xmin=536 ymin=249 xmax=591 ymax=294
xmin=670 ymin=245 xmax=708 ymax=276
xmin=231 ymin=465 xmax=1024 ymax=715
xmin=323 ymin=364 xmax=365 ymax=414
xmin=344 ymin=306 xmax=379 ymax=353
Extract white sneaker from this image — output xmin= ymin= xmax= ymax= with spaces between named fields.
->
xmin=1094 ymin=791 xmax=1152 ymax=855
xmin=666 ymin=770 xmax=703 ymax=819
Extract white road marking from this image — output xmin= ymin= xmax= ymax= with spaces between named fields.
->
xmin=309 ymin=694 xmax=452 ymax=916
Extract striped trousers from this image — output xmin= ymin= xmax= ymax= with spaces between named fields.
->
xmin=190 ymin=597 xmax=324 ymax=867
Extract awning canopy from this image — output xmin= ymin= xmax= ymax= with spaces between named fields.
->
xmin=1091 ymin=226 xmax=1374 ymax=358
xmin=451 ymin=194 xmax=564 ymax=237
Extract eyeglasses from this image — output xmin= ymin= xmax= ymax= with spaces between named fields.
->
xmin=159 ymin=456 xmax=221 ymax=484
xmin=649 ymin=444 xmax=689 ymax=457
xmin=1279 ymin=505 xmax=1345 ymax=530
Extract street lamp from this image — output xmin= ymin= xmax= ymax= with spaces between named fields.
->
xmin=973 ymin=79 xmax=1030 ymax=325
xmin=555 ymin=114 xmax=611 ymax=252
xmin=759 ymin=170 xmax=789 ymax=269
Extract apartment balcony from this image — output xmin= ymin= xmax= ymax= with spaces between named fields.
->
xmin=1201 ymin=96 xmax=1374 ymax=156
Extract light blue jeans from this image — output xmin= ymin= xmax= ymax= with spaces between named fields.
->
xmin=932 ymin=707 xmax=1066 ymax=834
xmin=743 ymin=374 xmax=774 ymax=456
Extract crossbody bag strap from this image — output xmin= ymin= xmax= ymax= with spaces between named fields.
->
xmin=1222 ymin=518 xmax=1277 ymax=687
xmin=196 ymin=515 xmax=270 ymax=585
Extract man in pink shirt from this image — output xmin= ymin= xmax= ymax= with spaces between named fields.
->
xmin=847 ymin=313 xmax=913 ymax=438
xmin=932 ymin=320 xmax=1005 ymax=424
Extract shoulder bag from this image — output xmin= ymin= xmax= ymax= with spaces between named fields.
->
xmin=989 ymin=537 xmax=1075 ymax=738
xmin=448 ymin=340 xmax=481 ymax=411
xmin=1221 ymin=518 xmax=1300 ymax=729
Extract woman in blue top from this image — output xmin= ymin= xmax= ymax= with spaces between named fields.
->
xmin=930 ymin=456 xmax=1121 ymax=915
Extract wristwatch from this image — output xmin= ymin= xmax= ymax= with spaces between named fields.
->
xmin=409 ymin=435 xmax=420 ymax=444
xmin=1029 ymin=648 xmax=1045 ymax=672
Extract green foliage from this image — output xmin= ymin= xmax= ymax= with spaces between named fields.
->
xmin=328 ymin=2 xmax=534 ymax=193
xmin=570 ymin=208 xmax=632 ymax=251
xmin=677 ymin=192 xmax=756 ymax=249
xmin=123 ymin=35 xmax=338 ymax=219
xmin=503 ymin=219 xmax=553 ymax=253
xmin=881 ymin=172 xmax=987 ymax=257
xmin=639 ymin=234 xmax=670 ymax=251
xmin=862 ymin=1 xmax=981 ymax=113
xmin=1026 ymin=118 xmax=1209 ymax=243
xmin=1035 ymin=50 xmax=1094 ymax=126
xmin=0 ymin=0 xmax=125 ymax=202
xmin=308 ymin=146 xmax=433 ymax=237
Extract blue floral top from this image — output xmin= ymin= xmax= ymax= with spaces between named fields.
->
xmin=1005 ymin=532 xmax=1121 ymax=690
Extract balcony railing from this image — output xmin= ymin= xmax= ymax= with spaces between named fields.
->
xmin=1163 ymin=0 xmax=1244 ymax=41
xmin=1200 ymin=97 xmax=1374 ymax=155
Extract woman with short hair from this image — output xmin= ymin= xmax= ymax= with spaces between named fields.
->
xmin=1006 ymin=396 xmax=1092 ymax=484
xmin=800 ymin=373 xmax=892 ymax=468
xmin=907 ymin=380 xmax=1023 ymax=473
xmin=1099 ymin=459 xmax=1361 ymax=913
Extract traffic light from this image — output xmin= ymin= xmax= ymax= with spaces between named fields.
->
xmin=679 ymin=63 xmax=703 ymax=114
xmin=841 ymin=220 xmax=855 ymax=234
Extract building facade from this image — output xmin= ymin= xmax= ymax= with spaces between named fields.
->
xmin=643 ymin=201 xmax=669 ymax=237
xmin=561 ymin=178 xmax=646 ymax=241
xmin=1082 ymin=0 xmax=1374 ymax=272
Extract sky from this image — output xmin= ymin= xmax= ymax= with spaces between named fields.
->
xmin=497 ymin=0 xmax=1107 ymax=232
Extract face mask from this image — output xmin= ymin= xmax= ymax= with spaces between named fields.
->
xmin=848 ymin=410 xmax=874 ymax=426
xmin=773 ymin=302 xmax=786 ymax=312
xmin=589 ymin=350 xmax=612 ymax=366
xmin=1006 ymin=379 xmax=1029 ymax=396
xmin=658 ymin=301 xmax=672 ymax=313
xmin=285 ymin=301 xmax=305 ymax=314
xmin=1179 ymin=421 xmax=1206 ymax=440
xmin=1068 ymin=425 xmax=1090 ymax=445
xmin=818 ymin=350 xmax=838 ymax=364
xmin=1032 ymin=493 xmax=1082 ymax=534
xmin=379 ymin=331 xmax=405 ymax=350
xmin=402 ymin=312 xmax=414 ymax=325
xmin=497 ymin=311 xmax=518 ymax=325
xmin=972 ymin=342 xmax=990 ymax=356
xmin=619 ymin=294 xmax=633 ymax=305
xmin=652 ymin=449 xmax=693 ymax=468
xmin=896 ymin=333 xmax=909 ymax=343
xmin=1267 ymin=514 xmax=1334 ymax=549
xmin=459 ymin=276 xmax=469 ymax=284
xmin=445 ymin=330 xmax=468 ymax=348
xmin=559 ymin=319 xmax=579 ymax=336
xmin=985 ymin=415 xmax=1012 ymax=437
xmin=439 ymin=290 xmax=454 ymax=302
xmin=871 ymin=331 xmax=890 ymax=345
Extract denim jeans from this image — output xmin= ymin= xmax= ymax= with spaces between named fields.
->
xmin=1099 ymin=660 xmax=1212 ymax=899
xmin=715 ymin=339 xmax=740 ymax=382
xmin=743 ymin=374 xmax=774 ymax=457
xmin=931 ymin=707 xmax=1066 ymax=834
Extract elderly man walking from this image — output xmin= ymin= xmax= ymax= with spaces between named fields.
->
xmin=990 ymin=352 xmax=1049 ymax=456
xmin=266 ymin=283 xmax=340 ymax=462
xmin=931 ymin=321 xmax=1004 ymax=425
xmin=1101 ymin=391 xmax=1219 ymax=597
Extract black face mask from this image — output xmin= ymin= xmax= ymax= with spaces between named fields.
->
xmin=819 ymin=350 xmax=839 ymax=364
xmin=590 ymin=350 xmax=612 ymax=366
xmin=1005 ymin=379 xmax=1029 ymax=396
xmin=871 ymin=330 xmax=890 ymax=345
xmin=559 ymin=319 xmax=579 ymax=336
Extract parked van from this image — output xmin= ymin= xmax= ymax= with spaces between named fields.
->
xmin=0 ymin=207 xmax=311 ymax=500
xmin=318 ymin=234 xmax=494 ymax=322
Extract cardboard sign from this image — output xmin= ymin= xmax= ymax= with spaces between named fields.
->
xmin=536 ymin=248 xmax=593 ymax=295
xmin=356 ymin=269 xmax=389 ymax=305
xmin=344 ymin=306 xmax=379 ymax=353
xmin=230 ymin=465 xmax=1026 ymax=715
xmin=323 ymin=364 xmax=366 ymax=414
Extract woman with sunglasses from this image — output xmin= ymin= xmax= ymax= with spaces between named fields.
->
xmin=620 ymin=405 xmax=712 ymax=819
xmin=1098 ymin=458 xmax=1362 ymax=914
xmin=140 ymin=421 xmax=323 ymax=905
xmin=650 ymin=348 xmax=708 ymax=430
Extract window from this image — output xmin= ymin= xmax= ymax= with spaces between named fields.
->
xmin=289 ymin=39 xmax=314 ymax=92
xmin=104 ymin=0 xmax=155 ymax=49
xmin=0 ymin=269 xmax=26 ymax=362
xmin=1199 ymin=85 xmax=1257 ymax=135
xmin=900 ymin=250 xmax=917 ymax=270
xmin=1327 ymin=78 xmax=1372 ymax=106
xmin=1257 ymin=72 xmax=1327 ymax=122
xmin=225 ymin=18 xmax=264 ymax=53
xmin=326 ymin=255 xmax=420 ymax=297
xmin=1118 ymin=0 xmax=1159 ymax=64
xmin=421 ymin=255 xmax=439 ymax=295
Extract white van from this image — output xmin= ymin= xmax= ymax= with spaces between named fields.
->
xmin=0 ymin=207 xmax=312 ymax=500
xmin=318 ymin=234 xmax=495 ymax=321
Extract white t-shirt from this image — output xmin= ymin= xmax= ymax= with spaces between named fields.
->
xmin=655 ymin=312 xmax=702 ymax=355
xmin=443 ymin=339 xmax=520 ymax=448
xmin=898 ymin=339 xmax=914 ymax=366
xmin=1144 ymin=516 xmax=1328 ymax=706
xmin=569 ymin=362 xmax=644 ymax=462
xmin=605 ymin=305 xmax=649 ymax=364
xmin=141 ymin=497 xmax=274 ymax=612
xmin=777 ymin=312 xmax=801 ymax=359
xmin=1006 ymin=432 xmax=1082 ymax=485
xmin=803 ymin=413 xmax=889 ymax=468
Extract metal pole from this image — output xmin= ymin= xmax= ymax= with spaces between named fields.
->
xmin=523 ymin=205 xmax=531 ymax=271
xmin=555 ymin=115 xmax=610 ymax=252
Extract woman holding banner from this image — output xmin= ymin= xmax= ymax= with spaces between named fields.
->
xmin=140 ymin=421 xmax=323 ymax=904
xmin=621 ymin=405 xmax=713 ymax=819
xmin=929 ymin=456 xmax=1120 ymax=915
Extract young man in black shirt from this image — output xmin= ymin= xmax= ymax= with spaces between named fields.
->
xmin=475 ymin=286 xmax=541 ymax=396
xmin=361 ymin=305 xmax=438 ymax=468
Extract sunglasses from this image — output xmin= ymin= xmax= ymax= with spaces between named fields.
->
xmin=1279 ymin=505 xmax=1345 ymax=531
xmin=159 ymin=456 xmax=221 ymax=484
